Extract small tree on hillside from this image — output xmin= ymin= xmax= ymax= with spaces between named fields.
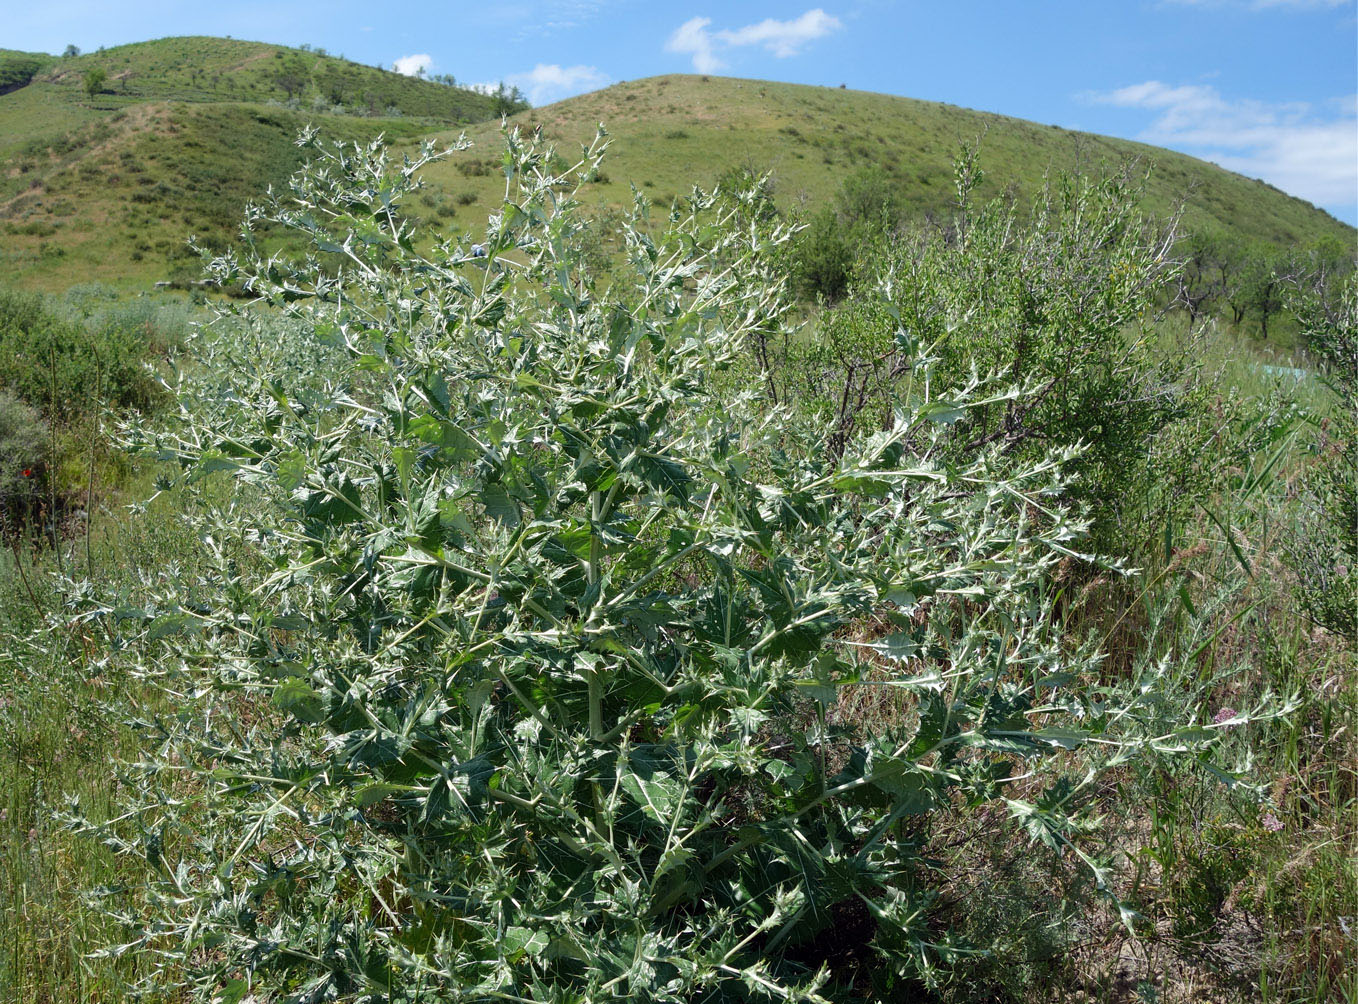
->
xmin=271 ymin=54 xmax=308 ymax=101
xmin=489 ymin=80 xmax=528 ymax=115
xmin=82 ymin=67 xmax=106 ymax=99
xmin=1242 ymin=242 xmax=1291 ymax=339
xmin=1174 ymin=230 xmax=1227 ymax=331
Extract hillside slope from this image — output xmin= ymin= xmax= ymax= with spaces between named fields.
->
xmin=0 ymin=37 xmax=515 ymax=290
xmin=38 ymin=37 xmax=511 ymax=119
xmin=2 ymin=56 xmax=1351 ymax=292
xmin=423 ymin=75 xmax=1354 ymax=250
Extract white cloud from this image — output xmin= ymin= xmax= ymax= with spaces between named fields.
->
xmin=666 ymin=16 xmax=724 ymax=73
xmin=665 ymin=9 xmax=841 ymax=72
xmin=1165 ymin=0 xmax=1349 ymax=8
xmin=1088 ymin=80 xmax=1358 ymax=209
xmin=504 ymin=0 xmax=619 ymax=39
xmin=392 ymin=53 xmax=433 ymax=77
xmin=504 ymin=63 xmax=609 ymax=104
xmin=716 ymin=8 xmax=843 ymax=56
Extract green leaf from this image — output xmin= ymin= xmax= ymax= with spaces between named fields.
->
xmin=503 ymin=925 xmax=550 ymax=958
xmin=865 ymin=756 xmax=936 ymax=813
xmin=619 ymin=751 xmax=683 ymax=823
xmin=864 ymin=632 xmax=917 ymax=661
xmin=146 ymin=613 xmax=201 ymax=641
xmin=919 ymin=401 xmax=966 ymax=424
xmin=1028 ymin=726 xmax=1090 ymax=750
xmin=634 ymin=452 xmax=691 ymax=500
xmin=275 ymin=450 xmax=307 ymax=490
xmin=480 ymin=484 xmax=521 ymax=526
xmin=272 ymin=678 xmax=325 ymax=724
xmin=408 ymin=414 xmax=477 ymax=460
xmin=191 ymin=451 xmax=243 ymax=480
xmin=355 ymin=783 xmax=403 ymax=807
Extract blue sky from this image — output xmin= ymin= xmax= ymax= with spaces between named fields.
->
xmin=7 ymin=0 xmax=1356 ymax=224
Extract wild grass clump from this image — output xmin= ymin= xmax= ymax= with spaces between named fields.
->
xmin=0 ymin=479 xmax=218 ymax=999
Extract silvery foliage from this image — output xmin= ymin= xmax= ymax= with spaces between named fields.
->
xmin=70 ymin=126 xmax=1279 ymax=1002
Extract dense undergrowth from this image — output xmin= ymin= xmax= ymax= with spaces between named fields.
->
xmin=0 ymin=128 xmax=1353 ymax=1003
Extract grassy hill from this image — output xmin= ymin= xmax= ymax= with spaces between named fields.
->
xmin=0 ymin=37 xmax=514 ymax=290
xmin=37 ymin=37 xmax=510 ymax=117
xmin=1 ymin=45 xmax=1351 ymax=292
xmin=422 ymin=75 xmax=1354 ymax=250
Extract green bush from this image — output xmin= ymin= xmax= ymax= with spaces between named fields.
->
xmin=0 ymin=55 xmax=43 ymax=93
xmin=0 ymin=290 xmax=168 ymax=424
xmin=67 ymin=129 xmax=1280 ymax=1002
xmin=776 ymin=159 xmax=1243 ymax=555
xmin=0 ymin=390 xmax=46 ymax=525
xmin=83 ymin=66 xmax=107 ymax=99
xmin=791 ymin=205 xmax=856 ymax=302
xmin=789 ymin=165 xmax=903 ymax=303
xmin=1287 ymin=272 xmax=1357 ymax=642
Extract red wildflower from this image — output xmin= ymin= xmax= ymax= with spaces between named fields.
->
xmin=21 ymin=468 xmax=33 ymax=478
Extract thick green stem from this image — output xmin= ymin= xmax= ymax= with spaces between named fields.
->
xmin=588 ymin=488 xmax=603 ymax=585
xmin=588 ymin=671 xmax=604 ymax=741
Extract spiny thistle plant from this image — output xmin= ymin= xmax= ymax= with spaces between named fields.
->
xmin=68 ymin=126 xmax=1288 ymax=1002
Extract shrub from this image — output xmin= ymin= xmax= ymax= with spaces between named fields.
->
xmin=0 ymin=390 xmax=46 ymax=525
xmin=457 ymin=157 xmax=491 ymax=177
xmin=835 ymin=165 xmax=902 ymax=233
xmin=789 ymin=166 xmax=903 ymax=303
xmin=1286 ymin=271 xmax=1357 ymax=641
xmin=83 ymin=67 xmax=107 ymax=99
xmin=781 ymin=158 xmax=1210 ymax=553
xmin=75 ymin=129 xmax=1272 ymax=1001
xmin=0 ymin=289 xmax=168 ymax=424
xmin=791 ymin=205 xmax=855 ymax=302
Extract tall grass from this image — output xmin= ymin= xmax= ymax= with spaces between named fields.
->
xmin=0 ymin=504 xmax=195 ymax=1000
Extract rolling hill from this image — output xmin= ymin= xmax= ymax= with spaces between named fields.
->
xmin=0 ymin=37 xmax=516 ymax=290
xmin=1 ymin=38 xmax=1351 ymax=292
xmin=421 ymin=75 xmax=1354 ymax=249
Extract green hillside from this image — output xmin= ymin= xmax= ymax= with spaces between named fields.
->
xmin=0 ymin=37 xmax=516 ymax=290
xmin=0 ymin=49 xmax=55 ymax=94
xmin=424 ymin=75 xmax=1354 ymax=249
xmin=8 ymin=36 xmax=508 ymax=121
xmin=1 ymin=45 xmax=1351 ymax=293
